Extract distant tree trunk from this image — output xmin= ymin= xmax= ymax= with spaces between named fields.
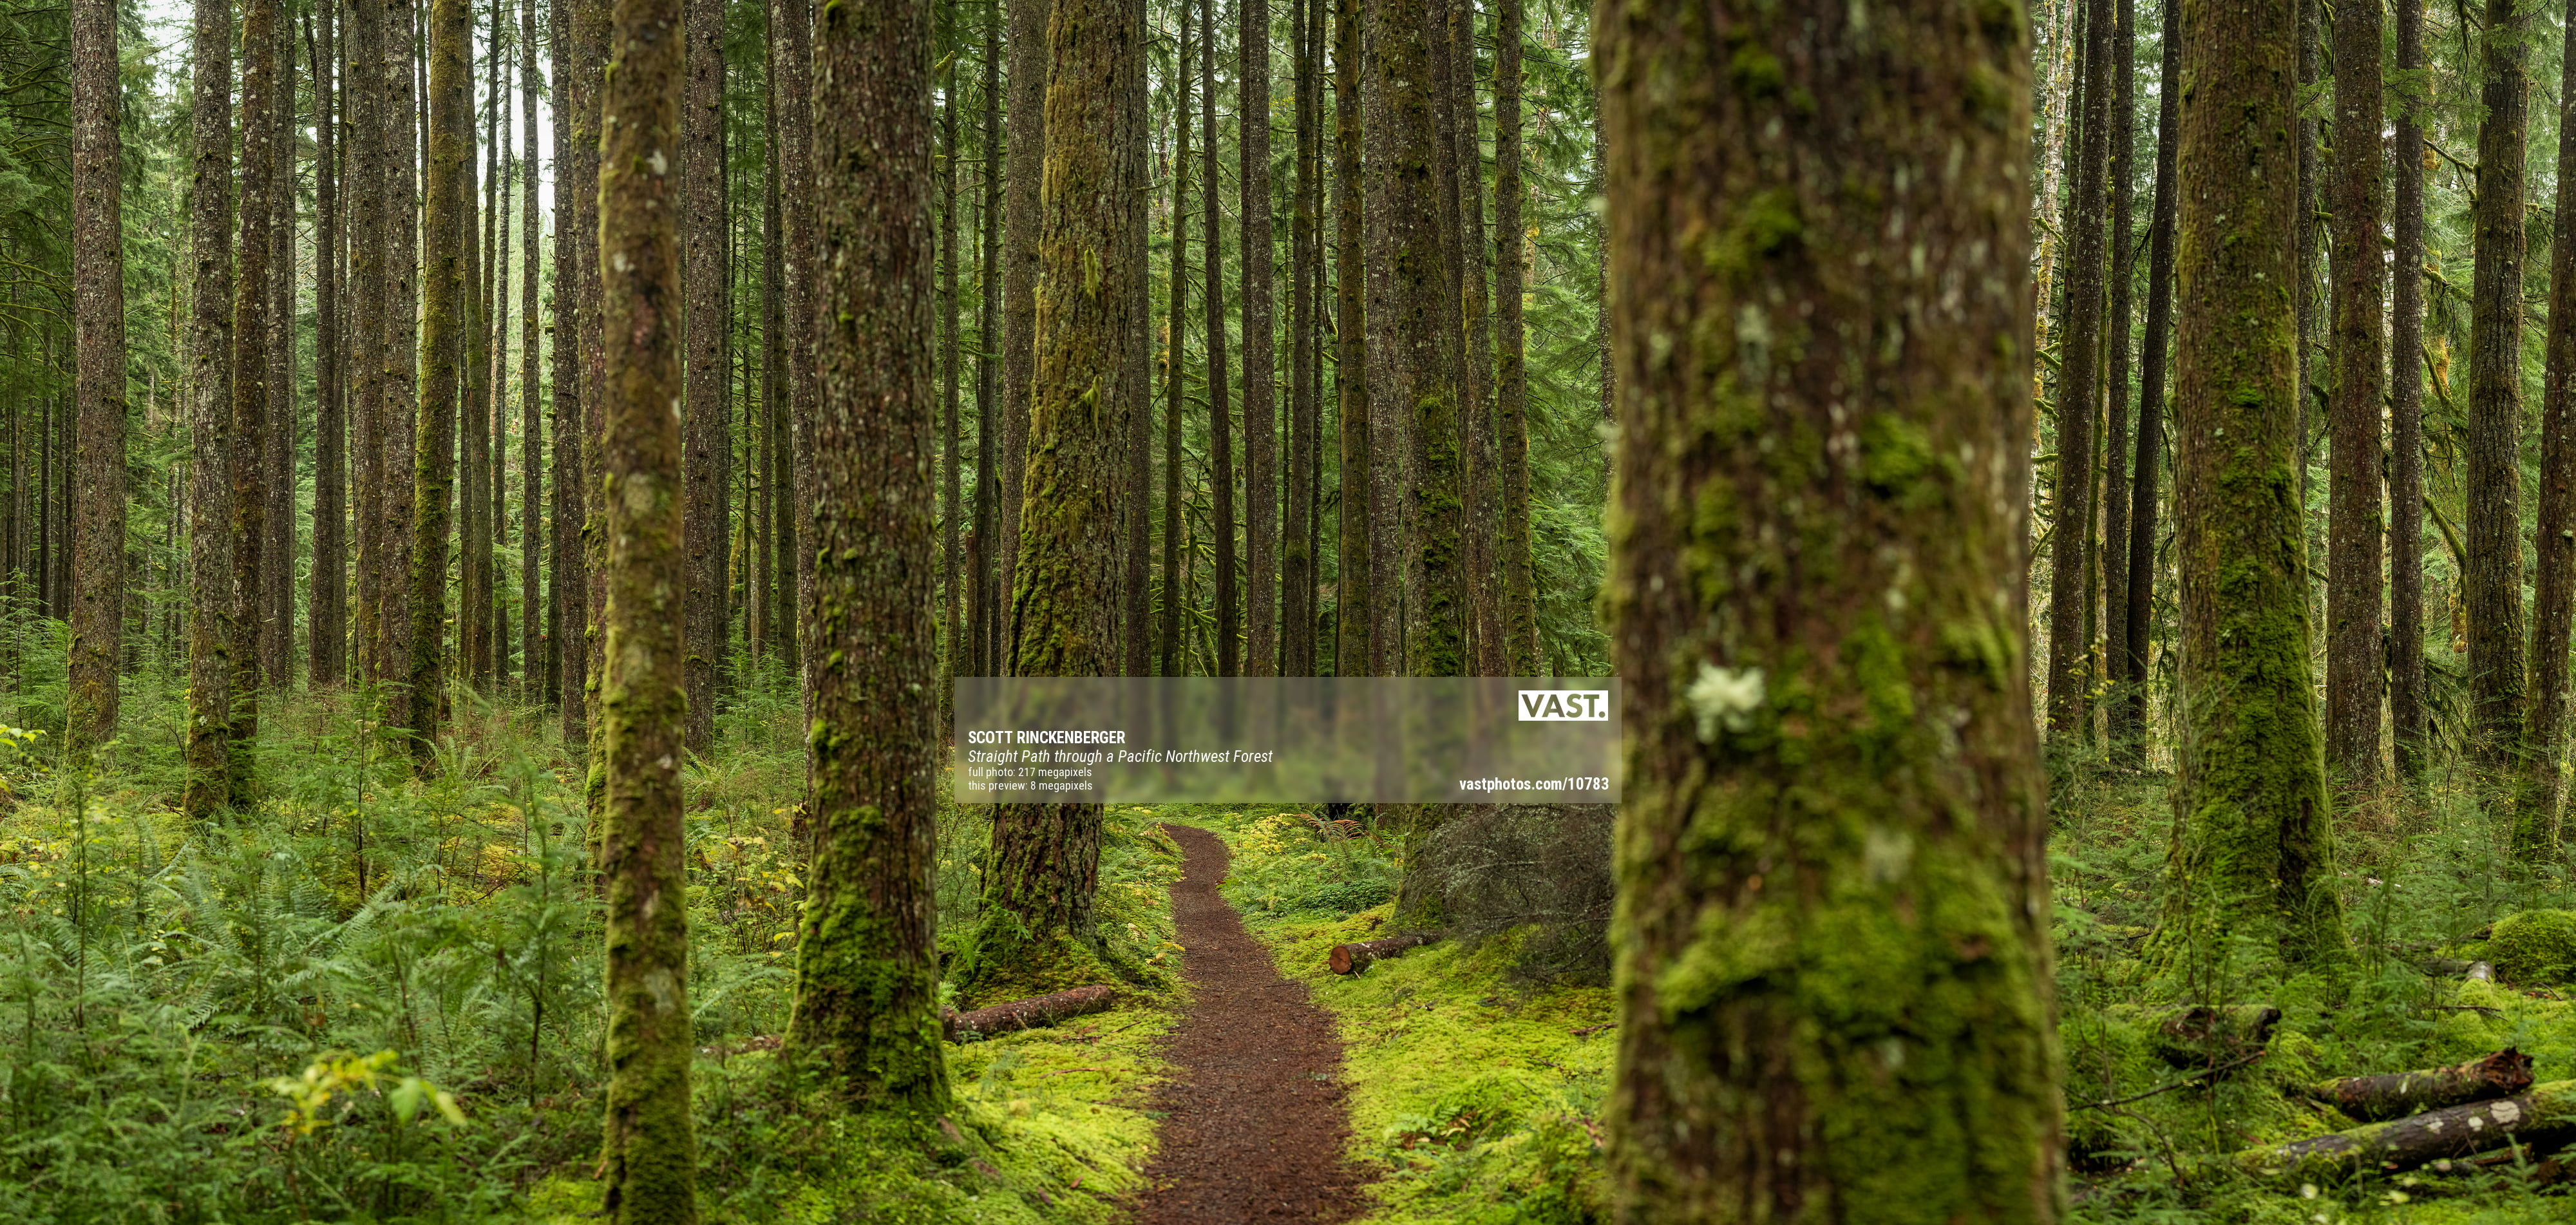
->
xmin=350 ymin=0 xmax=385 ymax=690
xmin=1369 ymin=0 xmax=1459 ymax=679
xmin=1331 ymin=0 xmax=1367 ymax=678
xmin=761 ymin=74 xmax=788 ymax=667
xmin=1122 ymin=0 xmax=1152 ymax=678
xmin=940 ymin=30 xmax=963 ymax=686
xmin=595 ymin=0 xmax=699 ymax=1202
xmin=577 ymin=0 xmax=614 ymax=813
xmin=1242 ymin=0 xmax=1275 ymax=678
xmin=968 ymin=0 xmax=1139 ymax=992
xmin=1492 ymin=0 xmax=1533 ymax=677
xmin=1598 ymin=1 xmax=2061 ymax=1215
xmin=67 ymin=0 xmax=125 ymax=758
xmin=408 ymin=0 xmax=468 ymax=766
xmin=520 ymin=0 xmax=543 ymax=702
xmin=2519 ymin=11 xmax=2576 ymax=859
xmin=978 ymin=0 xmax=1003 ymax=671
xmin=2047 ymin=0 xmax=2112 ymax=750
xmin=1001 ymin=0 xmax=1045 ymax=627
xmin=551 ymin=0 xmax=591 ymax=732
xmin=232 ymin=0 xmax=281 ymax=802
xmin=681 ymin=0 xmax=726 ymax=755
xmin=382 ymin=0 xmax=422 ymax=723
xmin=2465 ymin=0 xmax=2530 ymax=763
xmin=1282 ymin=0 xmax=1316 ymax=678
xmin=788 ymin=0 xmax=949 ymax=1111
xmin=1162 ymin=0 xmax=1190 ymax=679
xmin=2157 ymin=0 xmax=2345 ymax=964
xmin=2295 ymin=0 xmax=2319 ymax=522
xmin=459 ymin=12 xmax=492 ymax=699
xmin=2390 ymin=0 xmax=2429 ymax=777
xmin=2326 ymin=0 xmax=2386 ymax=788
xmin=2100 ymin=0 xmax=2137 ymax=743
xmin=312 ymin=6 xmax=347 ymax=689
xmin=267 ymin=16 xmax=296 ymax=694
xmin=1453 ymin=0 xmax=1497 ymax=679
xmin=184 ymin=0 xmax=234 ymax=821
xmin=2121 ymin=0 xmax=2179 ymax=767
xmin=1203 ymin=0 xmax=1234 ymax=678
xmin=774 ymin=0 xmax=818 ymax=714
xmin=485 ymin=3 xmax=508 ymax=690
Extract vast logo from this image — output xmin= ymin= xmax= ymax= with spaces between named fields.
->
xmin=1518 ymin=690 xmax=1610 ymax=721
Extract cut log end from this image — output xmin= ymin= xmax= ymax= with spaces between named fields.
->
xmin=943 ymin=984 xmax=1117 ymax=1043
xmin=1329 ymin=931 xmax=1438 ymax=975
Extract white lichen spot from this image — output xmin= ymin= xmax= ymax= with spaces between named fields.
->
xmin=647 ymin=149 xmax=668 ymax=176
xmin=1687 ymin=662 xmax=1765 ymax=742
xmin=1864 ymin=826 xmax=1914 ymax=884
xmin=611 ymin=252 xmax=632 ymax=274
xmin=643 ymin=968 xmax=681 ymax=1014
xmin=2491 ymin=1099 xmax=2522 ymax=1125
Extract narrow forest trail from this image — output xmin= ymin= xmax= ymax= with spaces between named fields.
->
xmin=1133 ymin=822 xmax=1367 ymax=1224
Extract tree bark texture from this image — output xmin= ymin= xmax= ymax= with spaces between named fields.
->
xmin=67 ymin=0 xmax=124 ymax=757
xmin=1331 ymin=0 xmax=1367 ymax=678
xmin=2325 ymin=0 xmax=2385 ymax=787
xmin=2391 ymin=0 xmax=2429 ymax=778
xmin=1282 ymin=0 xmax=1317 ymax=678
xmin=410 ymin=0 xmax=469 ymax=765
xmin=1596 ymin=0 xmax=2061 ymax=1216
xmin=1002 ymin=0 xmax=1047 ymax=628
xmin=681 ymin=0 xmax=726 ymax=755
xmin=313 ymin=4 xmax=348 ymax=688
xmin=2157 ymin=0 xmax=2344 ymax=964
xmin=381 ymin=0 xmax=421 ymax=723
xmin=596 ymin=0 xmax=701 ymax=1204
xmin=2099 ymin=0 xmax=2136 ymax=741
xmin=1493 ymin=0 xmax=1535 ymax=678
xmin=2465 ymin=0 xmax=2530 ymax=763
xmin=522 ymin=0 xmax=544 ymax=702
xmin=1204 ymin=0 xmax=1235 ymax=679
xmin=1162 ymin=0 xmax=1189 ymax=680
xmin=788 ymin=0 xmax=949 ymax=1114
xmin=1242 ymin=0 xmax=1275 ymax=678
xmin=553 ymin=0 xmax=592 ymax=735
xmin=2521 ymin=9 xmax=2576 ymax=859
xmin=2121 ymin=0 xmax=2179 ymax=767
xmin=232 ymin=0 xmax=281 ymax=800
xmin=2046 ymin=0 xmax=2111 ymax=749
xmin=184 ymin=0 xmax=234 ymax=819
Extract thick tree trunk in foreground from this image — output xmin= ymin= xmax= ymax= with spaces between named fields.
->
xmin=183 ymin=0 xmax=233 ymax=819
xmin=1370 ymin=0 xmax=1459 ymax=681
xmin=2521 ymin=10 xmax=2576 ymax=859
xmin=969 ymin=0 xmax=1137 ymax=994
xmin=787 ymin=0 xmax=947 ymax=1113
xmin=2325 ymin=0 xmax=2385 ymax=788
xmin=2156 ymin=0 xmax=2344 ymax=965
xmin=409 ymin=0 xmax=468 ymax=765
xmin=67 ymin=0 xmax=125 ymax=757
xmin=2465 ymin=0 xmax=2530 ymax=764
xmin=596 ymin=0 xmax=699 ymax=1206
xmin=2391 ymin=0 xmax=2429 ymax=777
xmin=2047 ymin=0 xmax=2111 ymax=750
xmin=1598 ymin=1 xmax=2060 ymax=1217
xmin=681 ymin=0 xmax=726 ymax=756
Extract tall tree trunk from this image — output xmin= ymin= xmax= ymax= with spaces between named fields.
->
xmin=1282 ymin=0 xmax=1316 ymax=678
xmin=1203 ymin=0 xmax=1235 ymax=678
xmin=2326 ymin=0 xmax=2386 ymax=788
xmin=410 ymin=0 xmax=469 ymax=765
xmin=596 ymin=0 xmax=699 ymax=1200
xmin=1492 ymin=0 xmax=1532 ymax=677
xmin=352 ymin=0 xmax=386 ymax=690
xmin=1331 ymin=0 xmax=1366 ymax=678
xmin=1001 ymin=0 xmax=1046 ymax=629
xmin=761 ymin=69 xmax=786 ymax=667
xmin=312 ymin=7 xmax=347 ymax=688
xmin=1370 ymin=0 xmax=1459 ymax=679
xmin=2047 ymin=0 xmax=2112 ymax=750
xmin=488 ymin=3 xmax=510 ymax=690
xmin=184 ymin=0 xmax=234 ymax=821
xmin=774 ymin=0 xmax=818 ymax=715
xmin=2100 ymin=0 xmax=2136 ymax=743
xmin=2465 ymin=0 xmax=2531 ymax=763
xmin=2157 ymin=0 xmax=2345 ymax=964
xmin=2295 ymin=0 xmax=2319 ymax=538
xmin=578 ymin=0 xmax=614 ymax=812
xmin=789 ymin=0 xmax=949 ymax=1111
xmin=2121 ymin=0 xmax=2178 ymax=767
xmin=67 ymin=0 xmax=124 ymax=757
xmin=1454 ymin=0 xmax=1497 ymax=679
xmin=233 ymin=0 xmax=281 ymax=802
xmin=1162 ymin=0 xmax=1190 ymax=679
xmin=521 ymin=0 xmax=543 ymax=701
xmin=383 ymin=0 xmax=421 ymax=723
xmin=681 ymin=0 xmax=726 ymax=755
xmin=1242 ymin=0 xmax=1275 ymax=678
xmin=942 ymin=35 xmax=963 ymax=683
xmin=2390 ymin=0 xmax=2428 ymax=777
xmin=267 ymin=15 xmax=296 ymax=694
xmin=1122 ymin=0 xmax=1152 ymax=678
xmin=968 ymin=0 xmax=1139 ymax=994
xmin=552 ymin=0 xmax=591 ymax=731
xmin=1597 ymin=0 xmax=2061 ymax=1214
xmin=460 ymin=2 xmax=495 ymax=695
xmin=978 ymin=8 xmax=1002 ymax=672
xmin=2520 ymin=10 xmax=2576 ymax=859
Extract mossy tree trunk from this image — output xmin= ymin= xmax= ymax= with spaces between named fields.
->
xmin=787 ymin=0 xmax=949 ymax=1114
xmin=1203 ymin=0 xmax=1234 ymax=679
xmin=1282 ymin=0 xmax=1318 ymax=679
xmin=680 ymin=0 xmax=725 ymax=757
xmin=1493 ymin=0 xmax=1536 ymax=679
xmin=2324 ymin=0 xmax=2385 ymax=789
xmin=66 ymin=0 xmax=124 ymax=759
xmin=409 ymin=0 xmax=468 ymax=767
xmin=596 ymin=0 xmax=699 ymax=1204
xmin=231 ymin=0 xmax=280 ymax=802
xmin=550 ymin=0 xmax=589 ymax=736
xmin=350 ymin=0 xmax=385 ymax=692
xmin=2119 ymin=0 xmax=2177 ymax=770
xmin=520 ymin=0 xmax=544 ymax=704
xmin=1001 ymin=0 xmax=1046 ymax=622
xmin=1161 ymin=0 xmax=1189 ymax=680
xmin=2389 ymin=0 xmax=2429 ymax=779
xmin=2464 ymin=0 xmax=2529 ymax=765
xmin=969 ymin=0 xmax=1139 ymax=996
xmin=380 ymin=0 xmax=421 ymax=726
xmin=2099 ymin=0 xmax=2136 ymax=746
xmin=180 ymin=0 xmax=232 ymax=815
xmin=1331 ymin=0 xmax=1367 ymax=679
xmin=313 ymin=1 xmax=348 ymax=690
xmin=1241 ymin=0 xmax=1274 ymax=678
xmin=2155 ymin=0 xmax=2345 ymax=965
xmin=2519 ymin=10 xmax=2576 ymax=860
xmin=1596 ymin=0 xmax=2062 ymax=1215
xmin=2046 ymin=0 xmax=2111 ymax=751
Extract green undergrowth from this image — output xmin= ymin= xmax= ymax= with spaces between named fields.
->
xmin=1177 ymin=805 xmax=1615 ymax=1225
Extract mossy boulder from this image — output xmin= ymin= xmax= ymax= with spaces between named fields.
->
xmin=2487 ymin=909 xmax=2576 ymax=985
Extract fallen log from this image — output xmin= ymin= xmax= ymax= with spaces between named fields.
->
xmin=942 ymin=985 xmax=1117 ymax=1043
xmin=2307 ymin=1049 xmax=2533 ymax=1122
xmin=1329 ymin=932 xmax=1438 ymax=975
xmin=2150 ymin=1004 xmax=2281 ymax=1070
xmin=2235 ymin=1079 xmax=2576 ymax=1186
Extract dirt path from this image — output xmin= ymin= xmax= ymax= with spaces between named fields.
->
xmin=1134 ymin=823 xmax=1365 ymax=1224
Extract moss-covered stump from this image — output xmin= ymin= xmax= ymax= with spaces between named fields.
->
xmin=2489 ymin=909 xmax=2576 ymax=984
